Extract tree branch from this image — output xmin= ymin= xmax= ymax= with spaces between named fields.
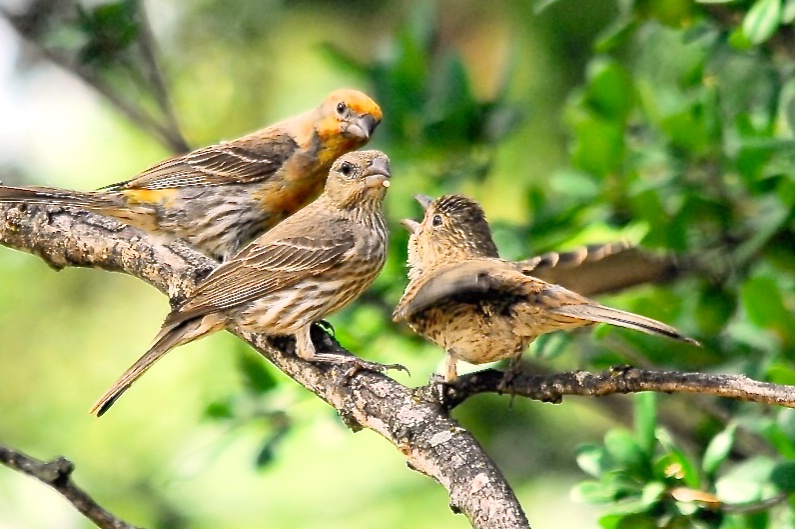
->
xmin=0 ymin=6 xmax=189 ymax=154
xmin=0 ymin=443 xmax=142 ymax=529
xmin=435 ymin=366 xmax=795 ymax=409
xmin=0 ymin=203 xmax=531 ymax=529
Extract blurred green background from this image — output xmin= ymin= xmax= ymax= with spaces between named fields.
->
xmin=0 ymin=0 xmax=792 ymax=528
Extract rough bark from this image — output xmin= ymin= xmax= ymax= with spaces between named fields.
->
xmin=436 ymin=366 xmax=795 ymax=409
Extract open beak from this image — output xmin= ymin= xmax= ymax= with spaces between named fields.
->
xmin=400 ymin=219 xmax=420 ymax=233
xmin=364 ymin=156 xmax=391 ymax=189
xmin=413 ymin=194 xmax=433 ymax=211
xmin=348 ymin=114 xmax=380 ymax=140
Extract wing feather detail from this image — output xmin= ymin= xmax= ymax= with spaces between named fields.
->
xmin=170 ymin=233 xmax=354 ymax=324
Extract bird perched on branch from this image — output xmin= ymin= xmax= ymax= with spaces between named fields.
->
xmin=91 ymin=150 xmax=394 ymax=416
xmin=0 ymin=89 xmax=382 ymax=260
xmin=393 ymin=194 xmax=699 ymax=383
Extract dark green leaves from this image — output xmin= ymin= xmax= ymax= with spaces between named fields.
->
xmin=77 ymin=0 xmax=140 ymax=65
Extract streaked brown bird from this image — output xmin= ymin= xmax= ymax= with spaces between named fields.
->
xmin=393 ymin=194 xmax=699 ymax=383
xmin=91 ymin=150 xmax=393 ymax=416
xmin=0 ymin=89 xmax=382 ymax=260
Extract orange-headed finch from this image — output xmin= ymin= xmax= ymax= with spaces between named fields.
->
xmin=0 ymin=89 xmax=382 ymax=260
xmin=91 ymin=150 xmax=392 ymax=416
xmin=393 ymin=194 xmax=699 ymax=383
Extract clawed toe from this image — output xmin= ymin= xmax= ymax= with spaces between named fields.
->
xmin=309 ymin=353 xmax=409 ymax=379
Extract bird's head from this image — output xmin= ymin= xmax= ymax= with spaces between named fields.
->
xmin=402 ymin=194 xmax=499 ymax=279
xmin=317 ymin=89 xmax=382 ymax=149
xmin=323 ymin=150 xmax=391 ymax=211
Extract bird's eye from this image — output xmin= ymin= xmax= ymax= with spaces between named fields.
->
xmin=432 ymin=214 xmax=443 ymax=227
xmin=340 ymin=161 xmax=352 ymax=176
xmin=336 ymin=102 xmax=347 ymax=115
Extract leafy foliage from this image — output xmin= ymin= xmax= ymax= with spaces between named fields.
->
xmin=573 ymin=394 xmax=794 ymax=528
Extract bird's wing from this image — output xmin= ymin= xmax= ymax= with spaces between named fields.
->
xmin=518 ymin=242 xmax=681 ymax=297
xmin=170 ymin=228 xmax=355 ymax=324
xmin=104 ymin=131 xmax=300 ymax=190
xmin=393 ymin=260 xmax=522 ymax=321
xmin=517 ymin=242 xmax=631 ymax=275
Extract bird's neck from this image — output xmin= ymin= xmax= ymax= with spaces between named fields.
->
xmin=321 ymin=193 xmax=386 ymax=229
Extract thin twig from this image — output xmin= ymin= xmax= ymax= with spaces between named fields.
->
xmin=0 ymin=6 xmax=188 ymax=154
xmin=134 ymin=4 xmax=187 ymax=151
xmin=0 ymin=443 xmax=143 ymax=529
xmin=436 ymin=366 xmax=795 ymax=409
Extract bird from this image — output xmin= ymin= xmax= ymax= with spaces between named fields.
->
xmin=393 ymin=194 xmax=699 ymax=383
xmin=0 ymin=89 xmax=382 ymax=261
xmin=90 ymin=150 xmax=393 ymax=416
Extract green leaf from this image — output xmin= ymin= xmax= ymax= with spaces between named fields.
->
xmin=702 ymin=423 xmax=737 ymax=476
xmin=603 ymin=471 xmax=645 ymax=499
xmin=660 ymin=107 xmax=710 ymax=153
xmin=204 ymin=399 xmax=234 ymax=420
xmin=655 ymin=429 xmax=702 ymax=488
xmin=595 ymin=17 xmax=639 ymax=53
xmin=600 ymin=513 xmax=657 ymax=529
xmin=740 ymin=273 xmax=794 ymax=344
xmin=715 ymin=456 xmax=776 ymax=503
xmin=565 ymin=102 xmax=626 ymax=176
xmin=634 ymin=392 xmax=658 ymax=458
xmin=577 ymin=444 xmax=610 ymax=477
xmin=605 ymin=429 xmax=649 ymax=477
xmin=640 ymin=481 xmax=666 ymax=507
xmin=743 ymin=0 xmax=783 ymax=45
xmin=77 ymin=0 xmax=140 ymax=65
xmin=571 ymin=480 xmax=617 ymax=504
xmin=585 ymin=57 xmax=635 ymax=120
xmin=770 ymin=460 xmax=795 ymax=492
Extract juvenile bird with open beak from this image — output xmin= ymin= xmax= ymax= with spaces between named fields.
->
xmin=394 ymin=194 xmax=699 ymax=383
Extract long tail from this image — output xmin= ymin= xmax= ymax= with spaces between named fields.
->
xmin=550 ymin=303 xmax=700 ymax=345
xmin=0 ymin=185 xmax=116 ymax=208
xmin=89 ymin=315 xmax=222 ymax=417
xmin=0 ymin=185 xmax=158 ymax=231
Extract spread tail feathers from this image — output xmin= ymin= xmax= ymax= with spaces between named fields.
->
xmin=89 ymin=314 xmax=224 ymax=417
xmin=550 ymin=303 xmax=700 ymax=346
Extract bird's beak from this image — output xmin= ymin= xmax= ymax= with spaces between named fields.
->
xmin=364 ymin=157 xmax=391 ymax=189
xmin=347 ymin=114 xmax=380 ymax=140
xmin=400 ymin=219 xmax=420 ymax=234
xmin=413 ymin=194 xmax=433 ymax=211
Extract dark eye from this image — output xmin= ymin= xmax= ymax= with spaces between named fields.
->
xmin=432 ymin=214 xmax=443 ymax=227
xmin=336 ymin=102 xmax=347 ymax=115
xmin=340 ymin=161 xmax=352 ymax=176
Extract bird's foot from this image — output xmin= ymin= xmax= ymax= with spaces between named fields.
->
xmin=498 ymin=358 xmax=524 ymax=394
xmin=309 ymin=353 xmax=409 ymax=378
xmin=426 ymin=372 xmax=454 ymax=405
